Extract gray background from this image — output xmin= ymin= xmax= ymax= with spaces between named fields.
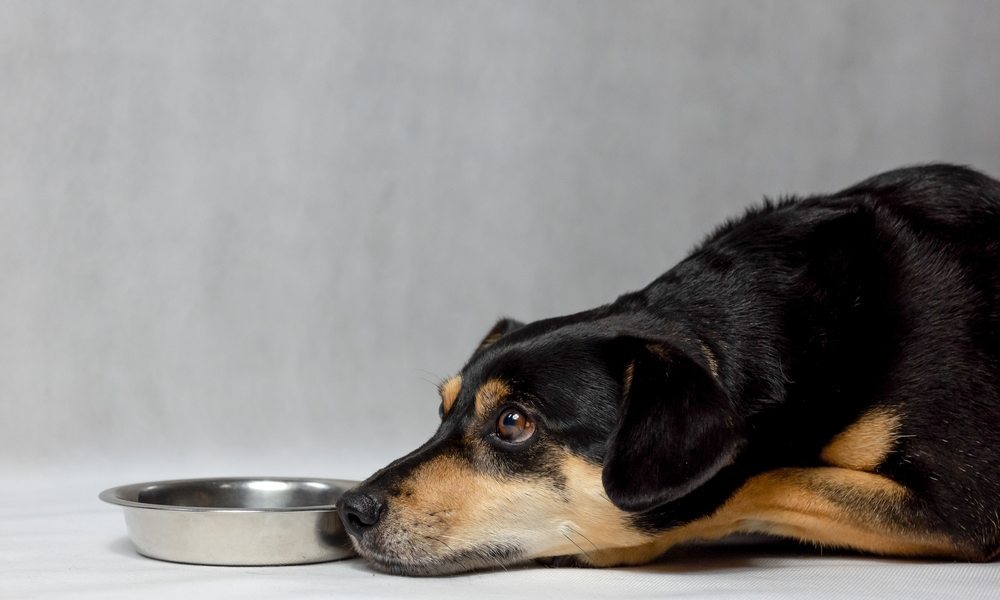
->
xmin=3 ymin=1 xmax=999 ymax=478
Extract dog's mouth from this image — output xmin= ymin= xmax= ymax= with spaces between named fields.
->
xmin=351 ymin=537 xmax=524 ymax=576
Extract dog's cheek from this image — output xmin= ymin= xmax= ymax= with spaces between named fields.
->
xmin=540 ymin=452 xmax=654 ymax=556
xmin=450 ymin=449 xmax=654 ymax=562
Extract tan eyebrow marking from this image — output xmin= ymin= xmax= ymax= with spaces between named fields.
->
xmin=439 ymin=375 xmax=462 ymax=417
xmin=474 ymin=378 xmax=511 ymax=418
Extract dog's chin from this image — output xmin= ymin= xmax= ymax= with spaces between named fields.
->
xmin=351 ymin=539 xmax=525 ymax=576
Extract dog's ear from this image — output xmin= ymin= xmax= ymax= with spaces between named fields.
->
xmin=475 ymin=317 xmax=524 ymax=352
xmin=602 ymin=338 xmax=745 ymax=512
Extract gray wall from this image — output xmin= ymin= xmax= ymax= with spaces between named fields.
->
xmin=3 ymin=1 xmax=999 ymax=477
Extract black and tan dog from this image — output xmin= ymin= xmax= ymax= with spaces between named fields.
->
xmin=337 ymin=164 xmax=1000 ymax=575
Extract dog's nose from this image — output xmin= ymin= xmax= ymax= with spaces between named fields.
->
xmin=337 ymin=489 xmax=385 ymax=540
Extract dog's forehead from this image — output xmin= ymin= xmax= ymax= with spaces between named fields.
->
xmin=450 ymin=332 xmax=614 ymax=415
xmin=462 ymin=336 xmax=570 ymax=391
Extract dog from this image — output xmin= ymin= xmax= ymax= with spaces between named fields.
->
xmin=337 ymin=164 xmax=1000 ymax=575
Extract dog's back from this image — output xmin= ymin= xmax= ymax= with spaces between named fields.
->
xmin=637 ymin=164 xmax=1000 ymax=559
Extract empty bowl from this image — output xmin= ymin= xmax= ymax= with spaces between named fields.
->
xmin=100 ymin=477 xmax=359 ymax=566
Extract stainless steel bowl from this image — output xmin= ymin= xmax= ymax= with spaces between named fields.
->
xmin=100 ymin=477 xmax=359 ymax=566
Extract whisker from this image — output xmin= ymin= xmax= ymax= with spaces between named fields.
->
xmin=567 ymin=524 xmax=600 ymax=553
xmin=417 ymin=376 xmax=441 ymax=388
xmin=477 ymin=546 xmax=509 ymax=572
xmin=416 ymin=368 xmax=445 ymax=382
xmin=426 ymin=535 xmax=456 ymax=553
xmin=562 ymin=531 xmax=594 ymax=564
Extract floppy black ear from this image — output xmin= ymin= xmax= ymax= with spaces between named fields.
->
xmin=475 ymin=317 xmax=524 ymax=352
xmin=602 ymin=339 xmax=745 ymax=512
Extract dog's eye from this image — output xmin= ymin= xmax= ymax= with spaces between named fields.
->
xmin=496 ymin=409 xmax=535 ymax=444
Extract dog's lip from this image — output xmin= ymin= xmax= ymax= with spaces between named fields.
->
xmin=354 ymin=540 xmax=524 ymax=576
xmin=355 ymin=547 xmax=464 ymax=576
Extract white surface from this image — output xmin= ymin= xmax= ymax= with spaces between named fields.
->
xmin=5 ymin=463 xmax=1000 ymax=600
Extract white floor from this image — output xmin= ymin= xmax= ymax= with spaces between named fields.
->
xmin=5 ymin=464 xmax=1000 ymax=600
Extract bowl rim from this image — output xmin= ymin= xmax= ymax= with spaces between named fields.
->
xmin=98 ymin=476 xmax=358 ymax=513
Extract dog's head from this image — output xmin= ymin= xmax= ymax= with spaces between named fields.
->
xmin=337 ymin=313 xmax=744 ymax=575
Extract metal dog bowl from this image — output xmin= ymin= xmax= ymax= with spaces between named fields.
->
xmin=100 ymin=477 xmax=358 ymax=566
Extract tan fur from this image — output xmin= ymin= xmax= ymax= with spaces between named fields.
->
xmin=474 ymin=378 xmax=511 ymax=418
xmin=572 ymin=466 xmax=956 ymax=567
xmin=820 ymin=408 xmax=901 ymax=471
xmin=646 ymin=342 xmax=671 ymax=361
xmin=478 ymin=332 xmax=504 ymax=351
xmin=384 ymin=450 xmax=652 ymax=564
xmin=700 ymin=342 xmax=719 ymax=378
xmin=390 ymin=453 xmax=491 ymax=532
xmin=622 ymin=361 xmax=635 ymax=401
xmin=384 ymin=452 xmax=577 ymax=564
xmin=382 ymin=453 xmax=494 ymax=562
xmin=645 ymin=340 xmax=718 ymax=379
xmin=439 ymin=376 xmax=462 ymax=417
xmin=554 ymin=454 xmax=652 ymax=552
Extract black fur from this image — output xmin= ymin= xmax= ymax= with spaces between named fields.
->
xmin=602 ymin=338 xmax=744 ymax=511
xmin=345 ymin=164 xmax=1000 ymax=569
